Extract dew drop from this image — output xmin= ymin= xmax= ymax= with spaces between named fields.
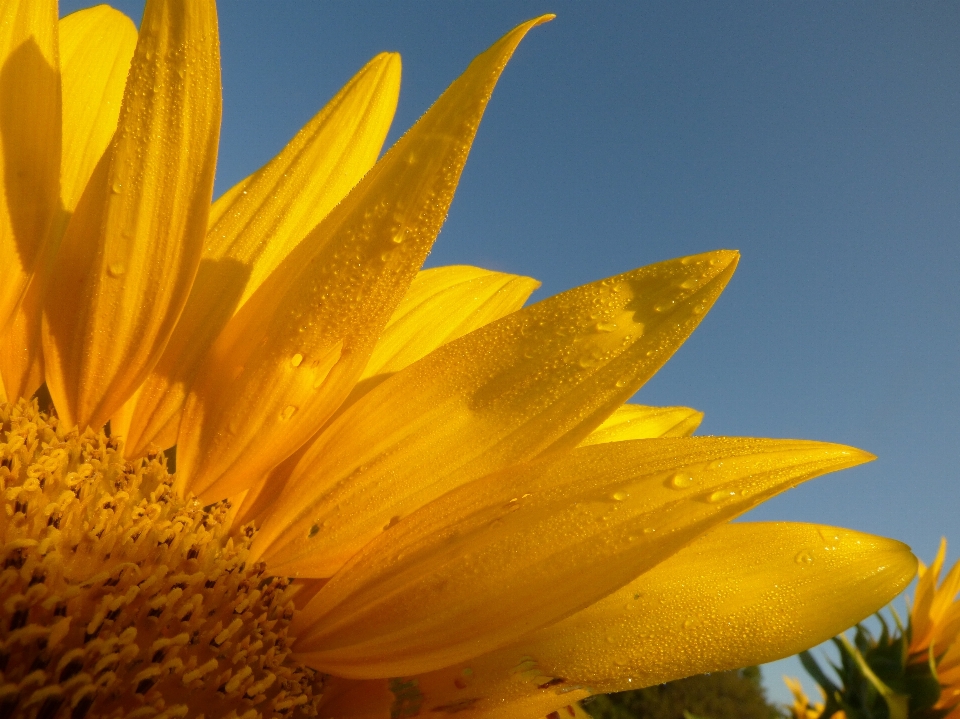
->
xmin=615 ymin=378 xmax=629 ymax=388
xmin=610 ymin=491 xmax=627 ymax=501
xmin=107 ymin=263 xmax=125 ymax=278
xmin=643 ymin=527 xmax=656 ymax=534
xmin=595 ymin=322 xmax=617 ymax=332
xmin=111 ymin=181 xmax=122 ymax=194
xmin=280 ymin=405 xmax=298 ymax=421
xmin=707 ymin=459 xmax=724 ymax=470
xmin=708 ymin=489 xmax=737 ymax=503
xmin=680 ymin=278 xmax=700 ymax=290
xmin=391 ymin=230 xmax=405 ymax=244
xmin=670 ymin=472 xmax=695 ymax=489
xmin=692 ymin=304 xmax=705 ymax=314
xmin=654 ymin=300 xmax=675 ymax=313
xmin=291 ymin=353 xmax=303 ymax=367
xmin=795 ymin=550 xmax=814 ymax=565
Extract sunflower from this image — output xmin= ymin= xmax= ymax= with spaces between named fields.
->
xmin=0 ymin=2 xmax=916 ymax=719
xmin=909 ymin=540 xmax=960 ymax=718
xmin=784 ymin=677 xmax=838 ymax=719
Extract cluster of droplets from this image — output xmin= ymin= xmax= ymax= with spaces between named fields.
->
xmin=0 ymin=399 xmax=322 ymax=719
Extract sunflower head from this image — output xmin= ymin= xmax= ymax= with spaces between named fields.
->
xmin=0 ymin=1 xmax=917 ymax=718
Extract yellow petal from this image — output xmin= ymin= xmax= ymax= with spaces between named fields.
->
xmin=253 ymin=250 xmax=738 ymax=577
xmin=0 ymin=7 xmax=137 ymax=404
xmin=206 ymin=171 xmax=250 ymax=228
xmin=509 ymin=521 xmax=915 ymax=693
xmin=393 ymin=523 xmax=914 ymax=712
xmin=290 ymin=436 xmax=872 ymax=677
xmin=331 ymin=264 xmax=540 ymax=416
xmin=42 ymin=0 xmax=221 ymax=430
xmin=365 ymin=265 xmax=540 ymax=379
xmin=912 ymin=537 xmax=947 ymax=649
xmin=579 ymin=403 xmax=703 ymax=445
xmin=0 ymin=275 xmax=43 ymax=400
xmin=123 ymin=52 xmax=401 ymax=455
xmin=235 ymin=265 xmax=538 ymax=525
xmin=0 ymin=0 xmax=60 ymax=333
xmin=177 ymin=16 xmax=554 ymax=502
xmin=59 ymin=5 xmax=137 ymax=211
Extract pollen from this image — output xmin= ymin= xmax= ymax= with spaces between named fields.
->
xmin=0 ymin=399 xmax=321 ymax=719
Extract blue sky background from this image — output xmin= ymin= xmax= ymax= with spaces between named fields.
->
xmin=62 ymin=0 xmax=960 ymax=707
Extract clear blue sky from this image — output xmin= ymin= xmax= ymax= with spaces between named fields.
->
xmin=63 ymin=0 xmax=960 ymax=707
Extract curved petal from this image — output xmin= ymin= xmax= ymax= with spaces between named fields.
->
xmin=0 ymin=275 xmax=43 ymax=400
xmin=364 ymin=265 xmax=540 ymax=380
xmin=0 ymin=0 xmax=60 ymax=334
xmin=177 ymin=16 xmax=554 ymax=502
xmin=387 ymin=522 xmax=915 ymax=716
xmin=0 ymin=6 xmax=136 ymax=404
xmin=290 ymin=437 xmax=872 ymax=677
xmin=59 ymin=5 xmax=137 ymax=211
xmin=579 ymin=403 xmax=703 ymax=445
xmin=253 ymin=250 xmax=738 ymax=577
xmin=911 ymin=538 xmax=947 ymax=651
xmin=236 ymin=266 xmax=538 ymax=526
xmin=123 ymin=51 xmax=402 ymax=455
xmin=42 ymin=0 xmax=221 ymax=430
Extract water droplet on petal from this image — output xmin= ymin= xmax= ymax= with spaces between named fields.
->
xmin=280 ymin=405 xmax=298 ymax=421
xmin=611 ymin=491 xmax=627 ymax=501
xmin=107 ymin=263 xmax=125 ymax=278
xmin=654 ymin=299 xmax=676 ymax=313
xmin=643 ymin=527 xmax=656 ymax=534
xmin=291 ymin=353 xmax=303 ymax=367
xmin=111 ymin=181 xmax=122 ymax=194
xmin=595 ymin=322 xmax=617 ymax=332
xmin=670 ymin=472 xmax=695 ymax=489
xmin=795 ymin=550 xmax=814 ymax=565
xmin=708 ymin=489 xmax=737 ymax=503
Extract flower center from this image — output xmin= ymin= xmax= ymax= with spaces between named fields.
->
xmin=0 ymin=399 xmax=321 ymax=719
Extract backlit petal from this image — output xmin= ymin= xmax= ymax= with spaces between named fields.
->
xmin=237 ymin=266 xmax=538 ymax=524
xmin=177 ymin=16 xmax=554 ymax=502
xmin=42 ymin=0 xmax=221 ymax=429
xmin=505 ymin=521 xmax=915 ymax=693
xmin=328 ymin=265 xmax=540 ymax=418
xmin=123 ymin=52 xmax=401 ymax=455
xmin=291 ymin=437 xmax=871 ymax=677
xmin=59 ymin=5 xmax=137 ymax=211
xmin=253 ymin=250 xmax=738 ymax=577
xmin=0 ymin=276 xmax=43 ymax=400
xmin=392 ymin=522 xmax=914 ymax=714
xmin=0 ymin=6 xmax=136 ymax=404
xmin=579 ymin=403 xmax=703 ymax=445
xmin=912 ymin=538 xmax=947 ymax=649
xmin=0 ymin=0 xmax=60 ymax=333
xmin=364 ymin=265 xmax=540 ymax=379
